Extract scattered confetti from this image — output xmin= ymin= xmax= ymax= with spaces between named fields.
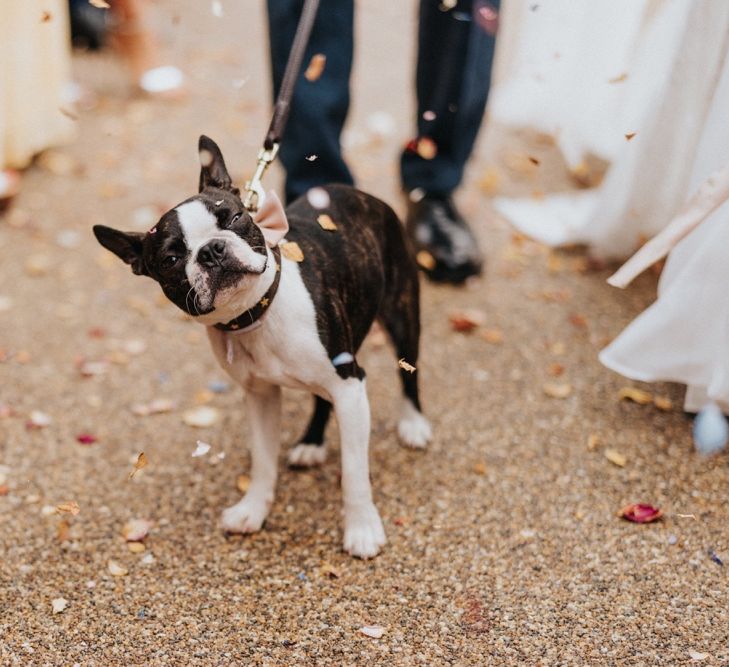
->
xmin=304 ymin=54 xmax=327 ymax=82
xmin=89 ymin=0 xmax=111 ymax=7
xmin=51 ymin=598 xmax=68 ymax=614
xmin=79 ymin=360 xmax=108 ymax=377
xmin=688 ymin=651 xmax=710 ymax=662
xmin=693 ymin=402 xmax=729 ymax=455
xmin=76 ymin=433 xmax=97 ymax=445
xmin=398 ymin=358 xmax=416 ymax=373
xmin=587 ymin=434 xmax=600 ymax=451
xmin=192 ymin=440 xmax=211 ymax=457
xmin=107 ymin=560 xmax=128 ymax=577
xmin=281 ymin=241 xmax=305 ymax=262
xmin=131 ymin=398 xmax=176 ymax=416
xmin=653 ymin=396 xmax=673 ymax=411
xmin=317 ymin=214 xmax=337 ymax=231
xmin=41 ymin=11 xmax=52 ymax=22
xmin=236 ymin=474 xmax=250 ymax=493
xmin=25 ymin=254 xmax=52 ymax=277
xmin=182 ymin=406 xmax=219 ymax=428
xmin=307 ymin=187 xmax=330 ymax=209
xmin=605 ymin=449 xmax=627 ymax=467
xmin=480 ymin=329 xmax=504 ymax=344
xmin=449 ymin=309 xmax=486 ymax=332
xmin=320 ymin=562 xmax=341 ymax=578
xmin=618 ymin=387 xmax=653 ymax=405
xmin=625 ymin=132 xmax=637 ymax=141
xmin=359 ymin=625 xmax=385 ymax=639
xmin=422 ymin=110 xmax=437 ymax=121
xmin=56 ymin=501 xmax=80 ymax=516
xmin=128 ymin=452 xmax=147 ymax=480
xmin=708 ymin=549 xmax=724 ymax=566
xmin=528 ymin=156 xmax=540 ymax=166
xmin=416 ymin=250 xmax=436 ymax=270
xmin=27 ymin=410 xmax=52 ymax=429
xmin=473 ymin=462 xmax=487 ymax=475
xmin=608 ymin=73 xmax=628 ymax=84
xmin=122 ymin=519 xmax=153 ymax=542
xmin=128 ymin=542 xmax=146 ymax=554
xmin=618 ymin=503 xmax=662 ymax=523
xmin=305 ymin=154 xmax=318 ymax=162
xmin=542 ymin=382 xmax=572 ymax=399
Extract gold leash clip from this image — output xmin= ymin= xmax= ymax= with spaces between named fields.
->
xmin=243 ymin=143 xmax=280 ymax=213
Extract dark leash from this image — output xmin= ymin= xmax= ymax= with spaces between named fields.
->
xmin=243 ymin=0 xmax=321 ymax=213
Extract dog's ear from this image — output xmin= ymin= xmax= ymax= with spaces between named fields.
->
xmin=198 ymin=135 xmax=239 ymax=195
xmin=253 ymin=191 xmax=289 ymax=247
xmin=93 ymin=225 xmax=148 ymax=276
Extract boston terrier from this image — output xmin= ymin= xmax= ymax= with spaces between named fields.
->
xmin=93 ymin=136 xmax=432 ymax=558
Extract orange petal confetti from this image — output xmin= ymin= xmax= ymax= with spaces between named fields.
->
xmin=89 ymin=0 xmax=111 ymax=8
xmin=304 ymin=54 xmax=327 ymax=82
xmin=128 ymin=452 xmax=147 ymax=480
xmin=618 ymin=387 xmax=653 ymax=405
xmin=281 ymin=241 xmax=304 ymax=262
xmin=416 ymin=250 xmax=436 ymax=270
xmin=236 ymin=474 xmax=250 ymax=493
xmin=625 ymin=132 xmax=637 ymax=141
xmin=528 ymin=156 xmax=540 ymax=166
xmin=543 ymin=382 xmax=572 ymax=399
xmin=317 ymin=214 xmax=337 ymax=231
xmin=127 ymin=542 xmax=146 ymax=553
xmin=587 ymin=434 xmax=600 ymax=451
xmin=56 ymin=501 xmax=80 ymax=516
xmin=398 ymin=358 xmax=416 ymax=374
xmin=473 ymin=462 xmax=487 ymax=476
xmin=416 ymin=137 xmax=437 ymax=160
xmin=319 ymin=562 xmax=342 ymax=578
xmin=605 ymin=449 xmax=627 ymax=467
xmin=480 ymin=329 xmax=503 ymax=344
xmin=618 ymin=503 xmax=663 ymax=523
xmin=547 ymin=363 xmax=564 ymax=377
xmin=653 ymin=396 xmax=673 ymax=411
xmin=608 ymin=73 xmax=628 ymax=84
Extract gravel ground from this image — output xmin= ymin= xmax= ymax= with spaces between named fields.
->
xmin=1 ymin=1 xmax=728 ymax=665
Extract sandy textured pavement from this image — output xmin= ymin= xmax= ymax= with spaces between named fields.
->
xmin=1 ymin=1 xmax=728 ymax=664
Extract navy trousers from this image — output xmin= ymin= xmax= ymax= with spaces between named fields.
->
xmin=267 ymin=0 xmax=499 ymax=203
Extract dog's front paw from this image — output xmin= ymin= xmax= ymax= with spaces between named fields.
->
xmin=288 ymin=443 xmax=327 ymax=468
xmin=343 ymin=505 xmax=386 ymax=559
xmin=221 ymin=496 xmax=270 ymax=534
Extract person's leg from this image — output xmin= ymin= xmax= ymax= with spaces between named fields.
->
xmin=267 ymin=0 xmax=355 ymax=203
xmin=402 ymin=0 xmax=499 ymax=283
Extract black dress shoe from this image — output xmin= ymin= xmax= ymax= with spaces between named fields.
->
xmin=406 ymin=195 xmax=484 ymax=284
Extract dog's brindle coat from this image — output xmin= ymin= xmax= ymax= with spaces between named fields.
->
xmin=93 ymin=136 xmax=431 ymax=558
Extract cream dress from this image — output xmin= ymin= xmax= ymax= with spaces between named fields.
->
xmin=0 ymin=0 xmax=75 ymax=170
xmin=489 ymin=0 xmax=729 ymax=410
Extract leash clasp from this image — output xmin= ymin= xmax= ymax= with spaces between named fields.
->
xmin=243 ymin=143 xmax=279 ymax=213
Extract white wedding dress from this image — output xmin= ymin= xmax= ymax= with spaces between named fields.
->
xmin=489 ymin=0 xmax=729 ymax=410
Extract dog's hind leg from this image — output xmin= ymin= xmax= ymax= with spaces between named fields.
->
xmin=378 ymin=248 xmax=432 ymax=449
xmin=288 ymin=395 xmax=331 ymax=467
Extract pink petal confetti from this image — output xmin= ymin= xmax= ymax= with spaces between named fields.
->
xmin=122 ymin=518 xmax=153 ymax=542
xmin=76 ymin=433 xmax=97 ymax=445
xmin=618 ymin=503 xmax=663 ymax=524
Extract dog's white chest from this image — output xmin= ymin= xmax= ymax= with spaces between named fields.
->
xmin=206 ymin=260 xmax=335 ymax=397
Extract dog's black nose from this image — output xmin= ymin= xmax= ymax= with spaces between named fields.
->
xmin=198 ymin=240 xmax=226 ymax=267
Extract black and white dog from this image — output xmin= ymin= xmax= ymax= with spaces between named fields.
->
xmin=94 ymin=136 xmax=431 ymax=558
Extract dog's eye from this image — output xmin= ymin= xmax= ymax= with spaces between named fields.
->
xmin=161 ymin=255 xmax=179 ymax=269
xmin=231 ymin=213 xmax=242 ymax=223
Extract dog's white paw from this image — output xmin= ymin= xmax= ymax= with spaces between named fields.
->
xmin=343 ymin=506 xmax=386 ymax=559
xmin=288 ymin=443 xmax=327 ymax=467
xmin=221 ymin=496 xmax=270 ymax=534
xmin=397 ymin=401 xmax=432 ymax=449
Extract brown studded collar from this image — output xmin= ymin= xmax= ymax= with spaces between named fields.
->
xmin=213 ymin=245 xmax=281 ymax=333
